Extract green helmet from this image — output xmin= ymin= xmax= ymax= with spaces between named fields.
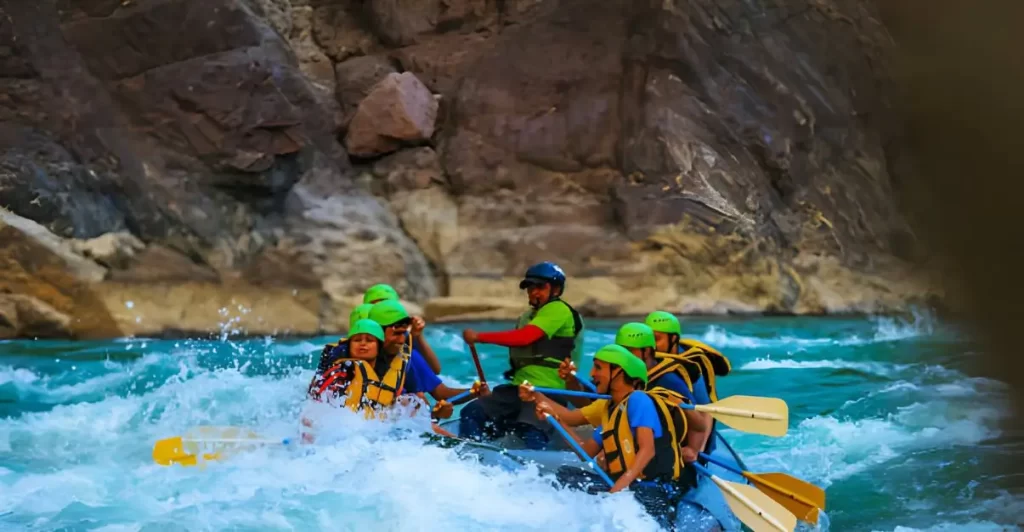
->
xmin=368 ymin=300 xmax=410 ymax=327
xmin=594 ymin=344 xmax=649 ymax=384
xmin=363 ymin=284 xmax=399 ymax=304
xmin=348 ymin=319 xmax=385 ymax=342
xmin=645 ymin=311 xmax=681 ymax=335
xmin=615 ymin=322 xmax=656 ymax=349
xmin=348 ymin=303 xmax=374 ymax=330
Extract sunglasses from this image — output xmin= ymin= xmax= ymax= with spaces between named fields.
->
xmin=385 ymin=318 xmax=413 ymax=330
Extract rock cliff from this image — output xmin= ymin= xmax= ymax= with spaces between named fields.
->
xmin=0 ymin=0 xmax=940 ymax=338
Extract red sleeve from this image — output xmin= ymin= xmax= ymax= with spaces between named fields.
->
xmin=477 ymin=325 xmax=547 ymax=347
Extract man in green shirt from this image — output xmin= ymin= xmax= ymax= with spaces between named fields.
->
xmin=460 ymin=262 xmax=584 ymax=449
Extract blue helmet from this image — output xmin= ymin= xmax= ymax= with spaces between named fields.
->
xmin=519 ymin=261 xmax=567 ymax=290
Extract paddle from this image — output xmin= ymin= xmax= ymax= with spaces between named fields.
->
xmin=530 ymin=388 xmax=789 ymax=437
xmin=467 ymin=342 xmax=487 ymax=385
xmin=544 ymin=413 xmax=614 ymax=487
xmin=571 ymin=370 xmax=598 ymax=393
xmin=691 ymin=462 xmax=797 ymax=532
xmin=153 ymin=426 xmax=291 ymax=467
xmin=700 ymin=452 xmax=825 ymax=524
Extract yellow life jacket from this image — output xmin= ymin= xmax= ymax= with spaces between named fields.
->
xmin=312 ymin=353 xmax=409 ymax=418
xmin=599 ymin=388 xmax=688 ymax=482
xmin=649 ymin=352 xmax=704 ymax=394
xmin=679 ymin=339 xmax=731 ymax=402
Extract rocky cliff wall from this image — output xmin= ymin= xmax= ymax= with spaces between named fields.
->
xmin=0 ymin=0 xmax=941 ymax=338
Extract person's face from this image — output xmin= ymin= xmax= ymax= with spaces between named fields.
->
xmin=653 ymin=331 xmax=671 ymax=353
xmin=382 ymin=319 xmax=411 ymax=354
xmin=590 ymin=359 xmax=621 ymax=394
xmin=525 ymin=282 xmax=552 ymax=309
xmin=349 ymin=334 xmax=379 ymax=360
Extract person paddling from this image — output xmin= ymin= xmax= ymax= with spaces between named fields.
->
xmin=459 ymin=262 xmax=585 ymax=449
xmin=646 ymin=311 xmax=729 ymax=453
xmin=363 ymin=283 xmax=443 ymax=375
xmin=308 ymin=302 xmax=480 ymax=420
xmin=555 ymin=322 xmax=711 ymax=462
xmin=521 ymin=344 xmax=694 ymax=529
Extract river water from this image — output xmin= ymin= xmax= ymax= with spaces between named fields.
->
xmin=1 ymin=312 xmax=1021 ymax=531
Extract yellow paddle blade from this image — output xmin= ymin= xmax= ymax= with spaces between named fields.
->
xmin=152 ymin=436 xmax=197 ymax=466
xmin=747 ymin=472 xmax=826 ymax=524
xmin=152 ymin=426 xmax=269 ymax=467
xmin=695 ymin=395 xmax=789 ymax=437
xmin=709 ymin=474 xmax=798 ymax=532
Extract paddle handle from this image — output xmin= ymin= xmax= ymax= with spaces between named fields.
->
xmin=699 ymin=452 xmax=744 ymax=476
xmin=468 ymin=343 xmax=487 ymax=385
xmin=545 ymin=413 xmax=614 ymax=487
xmin=532 ymin=387 xmax=609 ymax=400
xmin=570 ymin=370 xmax=598 ymax=393
xmin=691 ymin=463 xmax=791 ymax=532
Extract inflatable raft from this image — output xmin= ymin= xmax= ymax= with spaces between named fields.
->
xmin=430 ymin=420 xmax=746 ymax=531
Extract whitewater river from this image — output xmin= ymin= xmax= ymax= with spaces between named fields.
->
xmin=1 ymin=313 xmax=1021 ymax=531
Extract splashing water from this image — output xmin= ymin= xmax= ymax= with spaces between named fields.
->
xmin=0 ymin=314 xmax=1019 ymax=531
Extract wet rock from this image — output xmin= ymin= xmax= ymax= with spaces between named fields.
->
xmin=345 ymin=72 xmax=438 ymax=157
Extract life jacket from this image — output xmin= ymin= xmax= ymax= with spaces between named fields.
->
xmin=309 ymin=351 xmax=409 ymax=418
xmin=312 ymin=337 xmax=349 ymax=381
xmin=679 ymin=339 xmax=731 ymax=402
xmin=599 ymin=388 xmax=689 ymax=483
xmin=649 ymin=352 xmax=704 ymax=396
xmin=508 ymin=299 xmax=583 ymax=371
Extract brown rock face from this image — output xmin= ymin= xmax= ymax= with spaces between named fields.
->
xmin=345 ymin=72 xmax=438 ymax=157
xmin=0 ymin=0 xmax=941 ymax=338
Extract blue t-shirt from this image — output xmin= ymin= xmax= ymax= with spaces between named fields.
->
xmin=692 ymin=376 xmax=711 ymax=405
xmin=592 ymin=391 xmax=663 ymax=444
xmin=400 ymin=348 xmax=442 ymax=395
xmin=651 ymin=372 xmax=695 ymax=404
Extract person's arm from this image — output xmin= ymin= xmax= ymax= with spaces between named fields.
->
xmin=609 ymin=426 xmax=656 ymax=493
xmin=520 ymin=383 xmax=589 ymax=426
xmin=411 ymin=317 xmax=442 ymax=374
xmin=557 ymin=358 xmax=592 ymax=408
xmin=681 ymin=409 xmax=710 ymax=462
xmin=429 ymin=382 xmax=476 ymax=403
xmin=464 ymin=325 xmax=546 ymax=347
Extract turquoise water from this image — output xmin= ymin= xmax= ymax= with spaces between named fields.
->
xmin=1 ymin=313 xmax=1021 ymax=531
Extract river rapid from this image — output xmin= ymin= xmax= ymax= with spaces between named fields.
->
xmin=1 ymin=312 xmax=1021 ymax=531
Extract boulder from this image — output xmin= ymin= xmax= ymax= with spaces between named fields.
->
xmin=334 ymin=55 xmax=398 ymax=125
xmin=345 ymin=72 xmax=438 ymax=157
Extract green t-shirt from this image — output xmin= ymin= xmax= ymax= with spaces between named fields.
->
xmin=511 ymin=300 xmax=585 ymax=388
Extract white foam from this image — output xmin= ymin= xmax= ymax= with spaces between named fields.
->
xmin=0 ymin=367 xmax=40 ymax=386
xmin=739 ymin=357 xmax=908 ymax=376
xmin=0 ymin=354 xmax=665 ymax=531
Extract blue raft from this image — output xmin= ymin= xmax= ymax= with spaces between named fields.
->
xmin=431 ymin=421 xmax=747 ymax=531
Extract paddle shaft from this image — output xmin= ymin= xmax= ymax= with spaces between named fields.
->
xmin=691 ymin=463 xmax=791 ymax=532
xmin=571 ymin=371 xmax=598 ymax=393
xmin=532 ymin=387 xmax=608 ymax=399
xmin=545 ymin=414 xmax=614 ymax=487
xmin=446 ymin=390 xmax=473 ymax=404
xmin=183 ymin=437 xmax=290 ymax=445
xmin=468 ymin=343 xmax=487 ymax=385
